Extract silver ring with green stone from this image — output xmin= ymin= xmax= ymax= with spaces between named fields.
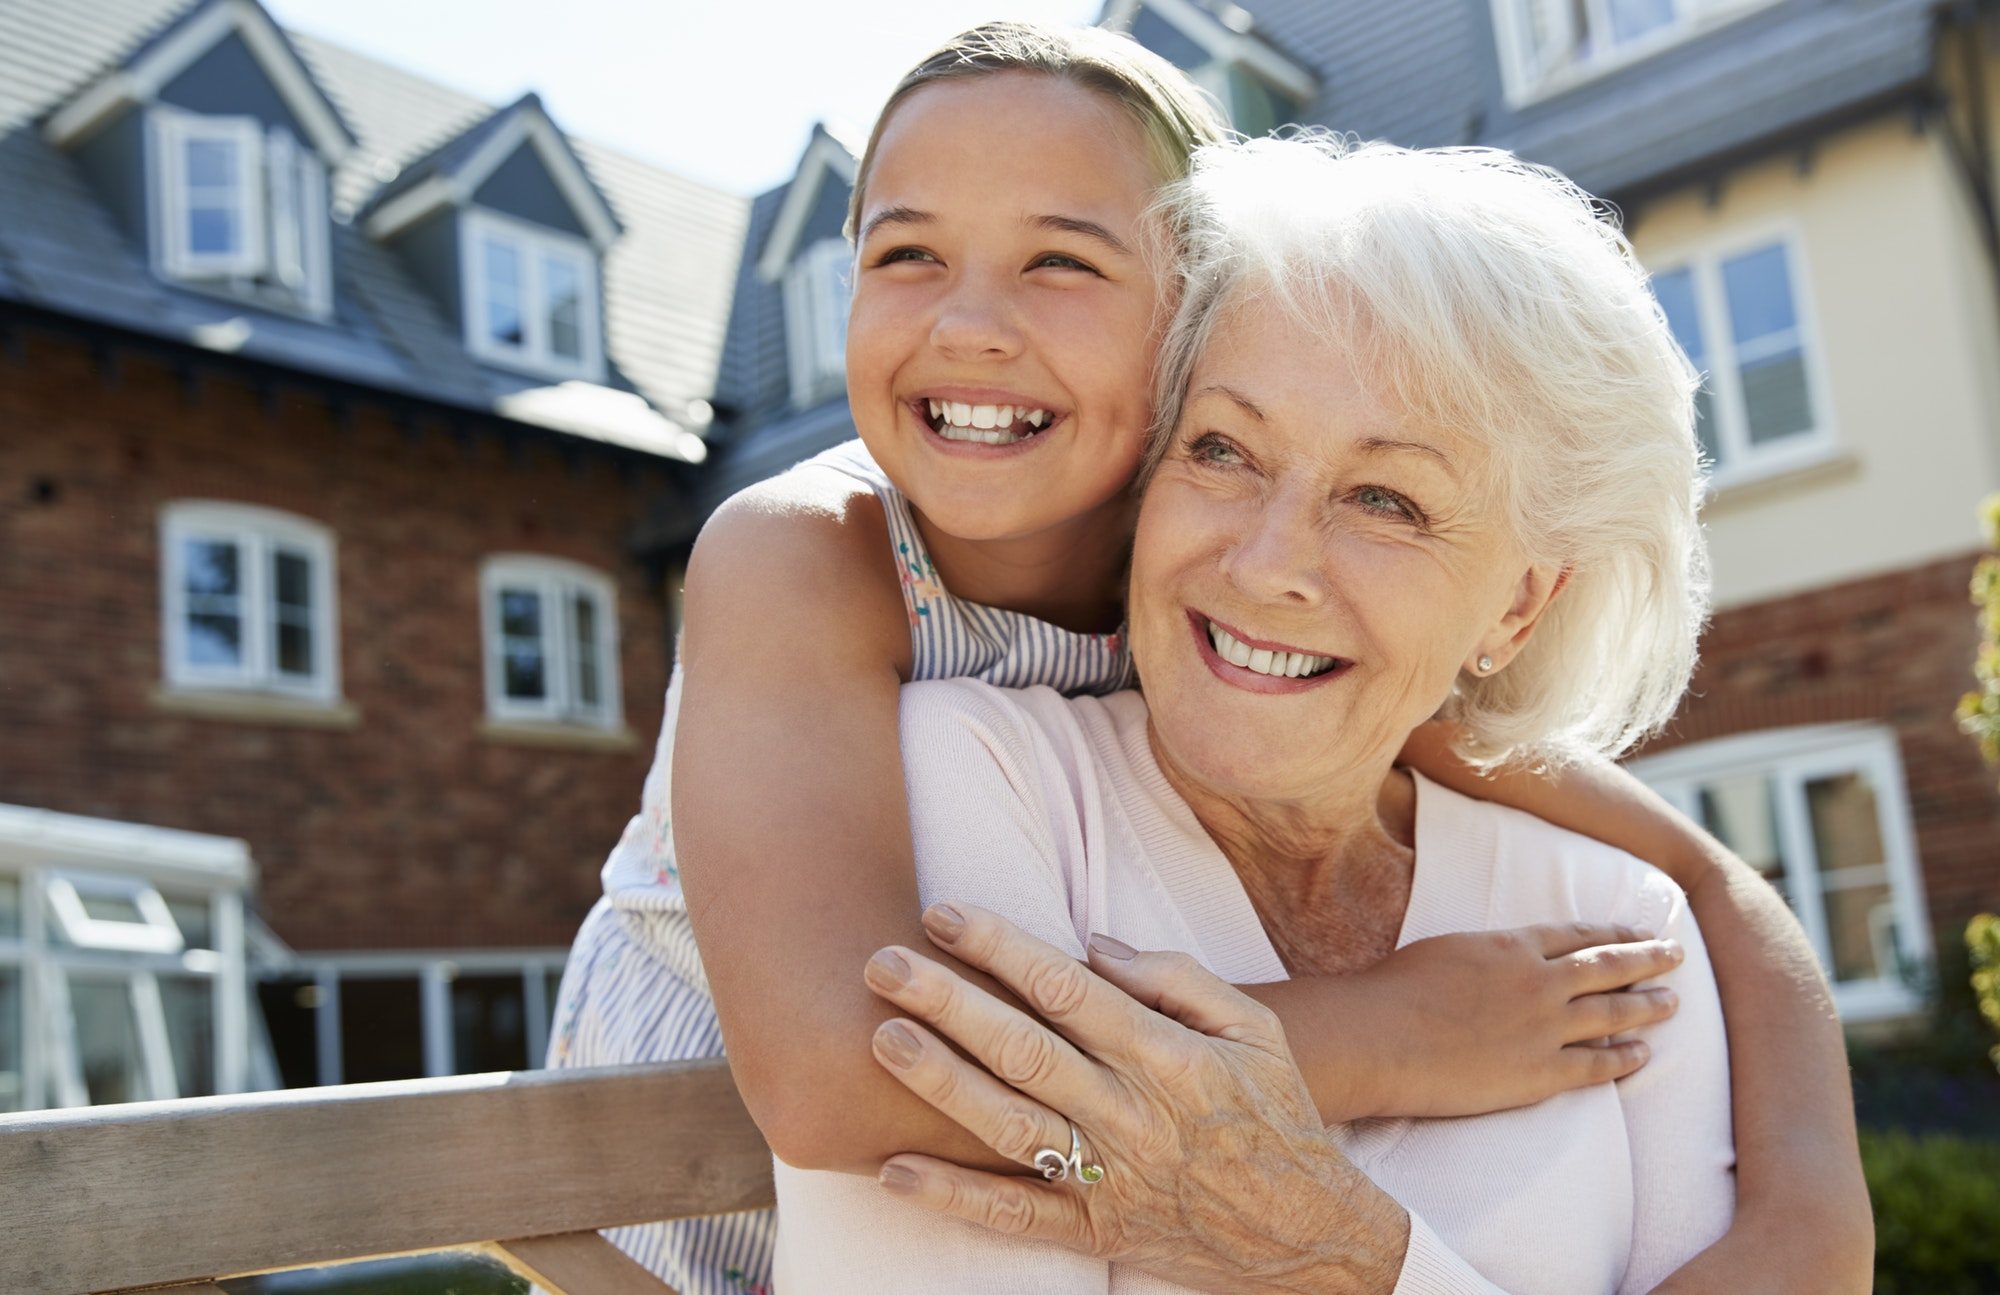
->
xmin=1034 ymin=1123 xmax=1105 ymax=1186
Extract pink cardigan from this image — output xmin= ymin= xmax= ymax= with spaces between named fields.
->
xmin=772 ymin=681 xmax=1735 ymax=1293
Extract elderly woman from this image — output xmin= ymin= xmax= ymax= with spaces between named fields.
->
xmin=778 ymin=136 xmax=1740 ymax=1293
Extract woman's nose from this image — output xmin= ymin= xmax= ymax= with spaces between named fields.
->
xmin=1219 ymin=495 xmax=1331 ymax=607
xmin=929 ymin=276 xmax=1025 ymax=362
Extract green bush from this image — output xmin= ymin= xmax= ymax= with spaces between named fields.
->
xmin=1863 ymin=1128 xmax=2000 ymax=1295
xmin=1971 ymin=913 xmax=2000 ymax=1074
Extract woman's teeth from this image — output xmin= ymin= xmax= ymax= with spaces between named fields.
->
xmin=927 ymin=399 xmax=1051 ymax=445
xmin=1208 ymin=621 xmax=1337 ymax=679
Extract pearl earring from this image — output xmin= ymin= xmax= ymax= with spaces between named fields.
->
xmin=1477 ymin=655 xmax=1494 ymax=675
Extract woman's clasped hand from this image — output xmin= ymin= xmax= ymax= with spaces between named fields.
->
xmin=864 ymin=901 xmax=1399 ymax=1293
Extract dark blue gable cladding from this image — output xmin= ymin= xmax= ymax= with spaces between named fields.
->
xmin=156 ymin=29 xmax=312 ymax=141
xmin=790 ymin=166 xmax=852 ymax=261
xmin=471 ymin=141 xmax=592 ymax=240
xmin=1127 ymin=6 xmax=1212 ymax=73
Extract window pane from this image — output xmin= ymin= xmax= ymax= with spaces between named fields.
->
xmin=275 ymin=620 xmax=314 ymax=677
xmin=160 ymin=976 xmax=217 ymax=1098
xmin=167 ymin=896 xmax=213 ymax=950
xmin=1607 ymin=0 xmax=1676 ymax=44
xmin=257 ymin=976 xmax=321 ymax=1089
xmin=337 ymin=976 xmax=424 ymax=1083
xmin=1739 ymin=351 xmax=1813 ymax=446
xmin=0 ymin=968 xmax=21 ymax=1113
xmin=484 ymin=237 xmax=524 ymax=347
xmin=571 ymin=591 xmax=600 ymax=709
xmin=1695 ymin=775 xmax=1785 ymax=885
xmin=189 ymin=206 xmax=241 ymax=256
xmin=188 ymin=613 xmax=244 ymax=667
xmin=78 ymin=891 xmax=148 ymax=925
xmin=1824 ymin=880 xmax=1899 ymax=983
xmin=1722 ymin=245 xmax=1799 ymax=343
xmin=70 ymin=976 xmax=146 ymax=1105
xmin=186 ymin=136 xmax=236 ymax=188
xmin=1805 ymin=772 xmax=1888 ymax=872
xmin=185 ymin=538 xmax=241 ymax=596
xmin=452 ymin=974 xmax=529 ymax=1073
xmin=1651 ymin=269 xmax=1716 ymax=461
xmin=0 ymin=875 xmax=18 ymax=939
xmin=545 ymin=255 xmax=582 ymax=360
xmin=499 ymin=588 xmax=546 ymax=701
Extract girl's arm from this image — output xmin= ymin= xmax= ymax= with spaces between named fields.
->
xmin=675 ymin=483 xmax=1683 ymax=1175
xmin=1399 ymin=723 xmax=1875 ymax=1293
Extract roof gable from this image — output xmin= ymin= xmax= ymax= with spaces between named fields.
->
xmin=43 ymin=0 xmax=354 ymax=161
xmin=361 ymin=93 xmax=622 ymax=252
xmin=754 ymin=125 xmax=858 ymax=283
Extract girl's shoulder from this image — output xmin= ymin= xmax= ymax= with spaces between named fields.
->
xmin=685 ymin=455 xmax=908 ymax=667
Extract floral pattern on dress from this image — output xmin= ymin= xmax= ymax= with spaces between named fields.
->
xmin=898 ymin=541 xmax=944 ymax=626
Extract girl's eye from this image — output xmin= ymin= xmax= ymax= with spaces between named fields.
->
xmin=1354 ymin=485 xmax=1422 ymax=522
xmin=1031 ymin=253 xmax=1097 ymax=273
xmin=876 ymin=247 xmax=937 ymax=266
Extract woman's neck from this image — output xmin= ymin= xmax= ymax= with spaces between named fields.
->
xmin=1151 ymin=731 xmax=1420 ymax=977
xmin=910 ymin=494 xmax=1136 ymax=635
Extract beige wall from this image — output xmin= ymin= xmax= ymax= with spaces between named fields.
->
xmin=1630 ymin=115 xmax=2000 ymax=609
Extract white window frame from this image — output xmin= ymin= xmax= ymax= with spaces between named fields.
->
xmin=459 ymin=207 xmax=605 ymax=383
xmin=783 ymin=237 xmax=852 ymax=408
xmin=479 ymin=555 xmax=622 ymax=730
xmin=1648 ymin=225 xmax=1837 ymax=492
xmin=1628 ymin=724 xmax=1934 ymax=1022
xmin=1490 ymin=0 xmax=1777 ymax=103
xmin=280 ymin=951 xmax=568 ymax=1085
xmin=146 ymin=108 xmax=332 ymax=317
xmin=0 ymin=803 xmax=253 ymax=1111
xmin=159 ymin=501 xmax=342 ymax=704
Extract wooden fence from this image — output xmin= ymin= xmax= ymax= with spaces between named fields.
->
xmin=0 ymin=1059 xmax=773 ymax=1295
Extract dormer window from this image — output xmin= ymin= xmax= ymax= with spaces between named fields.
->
xmin=1196 ymin=61 xmax=1306 ymax=136
xmin=460 ymin=208 xmax=604 ymax=382
xmin=784 ymin=238 xmax=851 ymax=407
xmin=147 ymin=109 xmax=331 ymax=316
xmin=1493 ymin=0 xmax=1774 ymax=99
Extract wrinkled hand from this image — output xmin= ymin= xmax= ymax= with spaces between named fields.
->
xmin=1339 ymin=923 xmax=1685 ymax=1121
xmin=861 ymin=902 xmax=1410 ymax=1295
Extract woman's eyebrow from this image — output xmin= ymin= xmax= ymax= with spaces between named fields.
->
xmin=859 ymin=205 xmax=933 ymax=241
xmin=1191 ymin=383 xmax=1269 ymax=421
xmin=1359 ymin=436 xmax=1458 ymax=476
xmin=1028 ymin=213 xmax=1135 ymax=259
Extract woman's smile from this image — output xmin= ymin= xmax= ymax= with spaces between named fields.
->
xmin=1186 ymin=610 xmax=1351 ymax=693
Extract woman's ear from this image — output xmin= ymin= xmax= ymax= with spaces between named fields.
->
xmin=1467 ymin=562 xmax=1567 ymax=676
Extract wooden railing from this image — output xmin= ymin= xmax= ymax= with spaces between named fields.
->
xmin=0 ymin=1059 xmax=774 ymax=1295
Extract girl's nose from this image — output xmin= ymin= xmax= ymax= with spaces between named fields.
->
xmin=930 ymin=278 xmax=1025 ymax=362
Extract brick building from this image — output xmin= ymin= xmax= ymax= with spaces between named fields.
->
xmin=0 ymin=0 xmax=742 ymax=1104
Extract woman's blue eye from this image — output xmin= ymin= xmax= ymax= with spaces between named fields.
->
xmin=1356 ymin=486 xmax=1417 ymax=519
xmin=1190 ymin=435 xmax=1241 ymax=465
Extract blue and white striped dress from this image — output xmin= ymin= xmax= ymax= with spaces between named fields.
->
xmin=547 ymin=440 xmax=1133 ymax=1295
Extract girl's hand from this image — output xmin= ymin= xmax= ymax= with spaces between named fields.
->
xmin=862 ymin=902 xmax=1411 ymax=1295
xmin=1330 ymin=924 xmax=1686 ymax=1121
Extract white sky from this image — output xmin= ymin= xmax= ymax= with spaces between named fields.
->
xmin=266 ymin=0 xmax=1103 ymax=198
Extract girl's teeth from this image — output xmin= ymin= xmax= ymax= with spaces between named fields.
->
xmin=926 ymin=402 xmax=1055 ymax=434
xmin=929 ymin=399 xmax=941 ymax=419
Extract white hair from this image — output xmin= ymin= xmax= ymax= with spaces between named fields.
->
xmin=1144 ymin=134 xmax=1711 ymax=768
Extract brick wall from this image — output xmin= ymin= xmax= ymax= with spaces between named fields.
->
xmin=1638 ymin=551 xmax=2000 ymax=942
xmin=0 ymin=334 xmax=671 ymax=952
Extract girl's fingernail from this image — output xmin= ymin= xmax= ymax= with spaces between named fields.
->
xmin=924 ymin=903 xmax=966 ymax=942
xmin=880 ymin=1163 xmax=920 ymax=1195
xmin=1088 ymin=932 xmax=1136 ymax=961
xmin=866 ymin=948 xmax=911 ymax=990
xmin=875 ymin=1020 xmax=922 ymax=1069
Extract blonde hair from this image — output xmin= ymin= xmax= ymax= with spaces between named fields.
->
xmin=1146 ymin=134 xmax=1711 ymax=769
xmin=843 ymin=21 xmax=1228 ymax=243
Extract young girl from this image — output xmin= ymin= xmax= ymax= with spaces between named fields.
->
xmin=551 ymin=22 xmax=1868 ymax=1295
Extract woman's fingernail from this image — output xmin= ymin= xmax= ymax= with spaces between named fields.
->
xmin=866 ymin=948 xmax=911 ymax=990
xmin=875 ymin=1020 xmax=922 ymax=1069
xmin=880 ymin=1163 xmax=920 ymax=1195
xmin=1664 ymin=939 xmax=1684 ymax=962
xmin=924 ymin=903 xmax=966 ymax=943
xmin=1655 ymin=988 xmax=1679 ymax=1009
xmin=1088 ymin=932 xmax=1136 ymax=961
